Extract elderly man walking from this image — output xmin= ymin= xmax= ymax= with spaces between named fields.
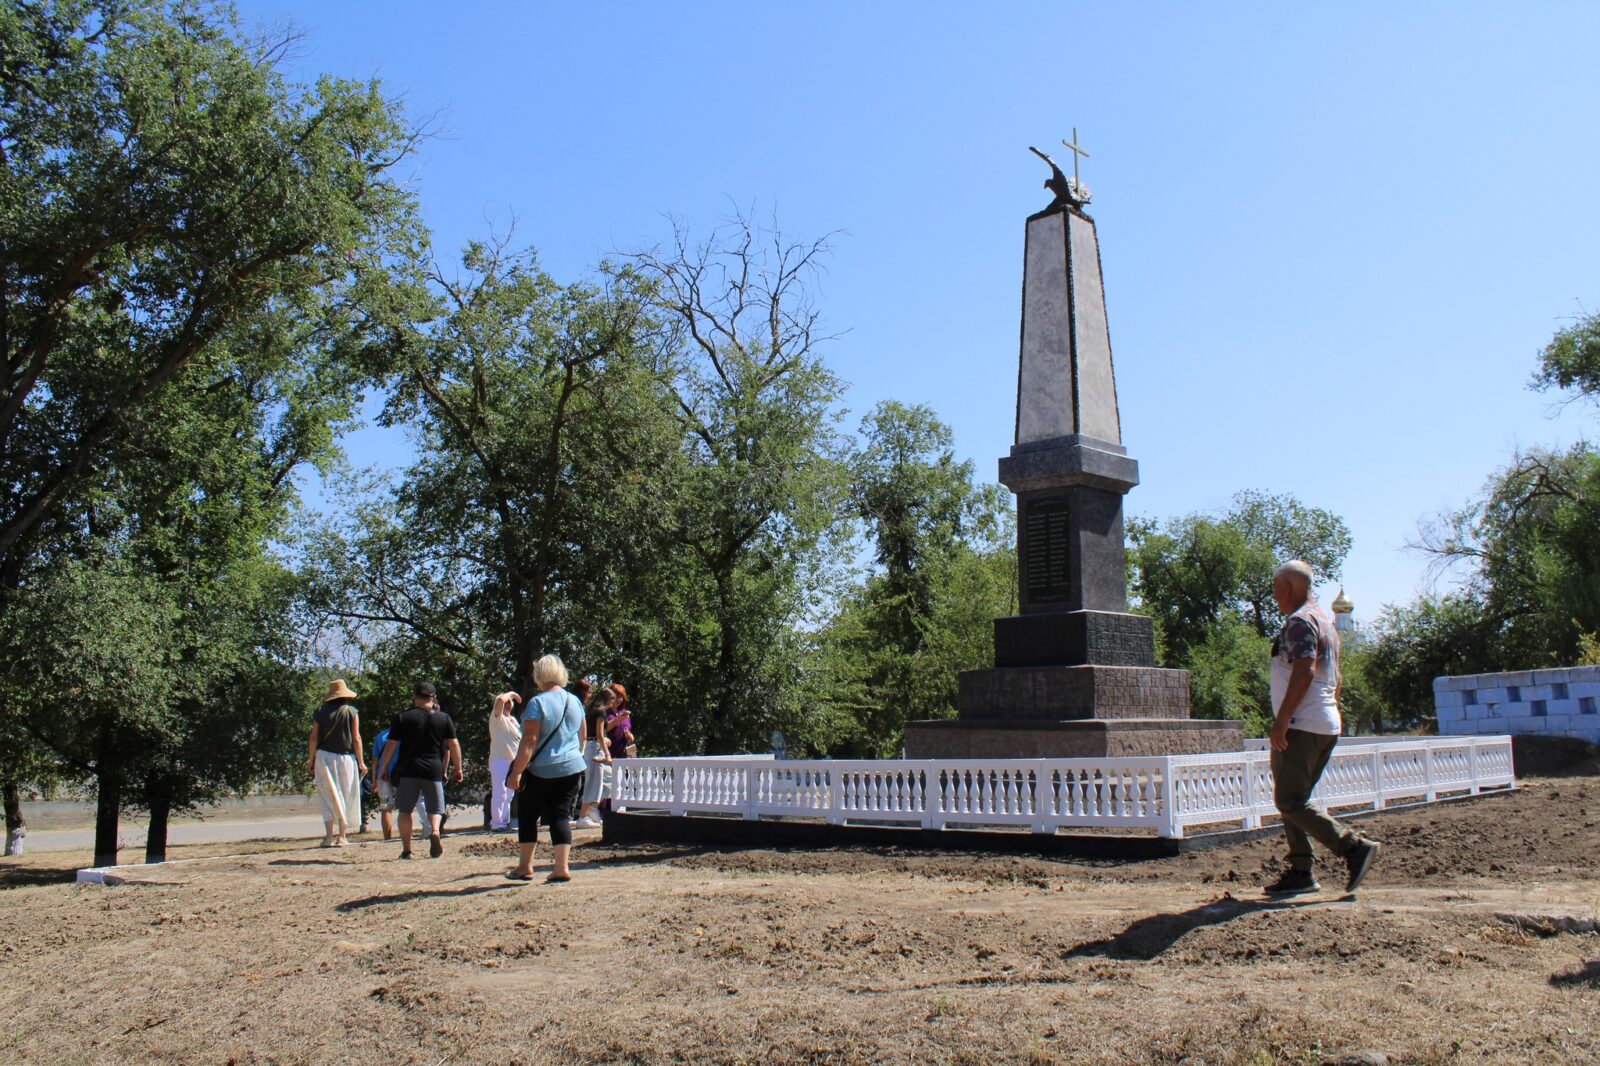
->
xmin=1264 ymin=560 xmax=1380 ymax=896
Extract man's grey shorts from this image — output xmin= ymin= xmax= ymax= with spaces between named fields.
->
xmin=395 ymin=777 xmax=446 ymax=818
xmin=377 ymin=779 xmax=424 ymax=814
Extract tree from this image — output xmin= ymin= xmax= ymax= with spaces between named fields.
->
xmin=1183 ymin=616 xmax=1273 ymax=734
xmin=1412 ymin=444 xmax=1600 ymax=668
xmin=1129 ymin=491 xmax=1352 ymax=734
xmin=1365 ymin=442 xmax=1600 ymax=726
xmin=0 ymin=0 xmax=422 ymax=854
xmin=625 ymin=215 xmax=851 ymax=752
xmin=1533 ymin=309 xmax=1600 ymax=402
xmin=305 ymin=237 xmax=684 ymax=790
xmin=1360 ymin=309 xmax=1600 ymax=729
xmin=1225 ymin=490 xmax=1353 ymax=637
xmin=0 ymin=560 xmax=179 ymax=868
xmin=1364 ymin=595 xmax=1499 ymax=729
xmin=0 ymin=694 xmax=67 ymax=855
xmin=1127 ymin=515 xmax=1263 ymax=664
xmin=814 ymin=402 xmax=1014 ymax=755
xmin=0 ymin=0 xmax=420 ymax=569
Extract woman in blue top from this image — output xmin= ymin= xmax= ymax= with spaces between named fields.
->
xmin=503 ymin=653 xmax=587 ymax=882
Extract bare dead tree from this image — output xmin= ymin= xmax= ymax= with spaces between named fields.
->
xmin=621 ymin=209 xmax=848 ymax=747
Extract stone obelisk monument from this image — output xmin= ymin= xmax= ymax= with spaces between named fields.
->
xmin=904 ymin=141 xmax=1243 ymax=758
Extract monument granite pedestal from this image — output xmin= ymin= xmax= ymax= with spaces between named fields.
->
xmin=904 ymin=156 xmax=1242 ymax=759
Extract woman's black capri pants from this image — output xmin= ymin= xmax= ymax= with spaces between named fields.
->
xmin=517 ymin=771 xmax=583 ymax=846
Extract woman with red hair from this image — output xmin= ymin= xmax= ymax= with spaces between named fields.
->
xmin=605 ymin=684 xmax=635 ymax=760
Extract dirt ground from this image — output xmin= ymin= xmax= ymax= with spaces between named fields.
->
xmin=1 ymin=755 xmax=1597 ymax=1065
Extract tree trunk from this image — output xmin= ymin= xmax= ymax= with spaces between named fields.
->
xmin=709 ymin=569 xmax=739 ymax=752
xmin=144 ymin=781 xmax=172 ymax=865
xmin=3 ymin=780 xmax=24 ymax=857
xmin=93 ymin=770 xmax=122 ymax=869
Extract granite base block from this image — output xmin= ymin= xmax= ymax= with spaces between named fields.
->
xmin=994 ymin=610 xmax=1156 ymax=668
xmin=958 ymin=664 xmax=1190 ymax=720
xmin=903 ymin=718 xmax=1246 ymax=759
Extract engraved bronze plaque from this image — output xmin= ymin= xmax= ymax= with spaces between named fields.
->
xmin=1024 ymin=496 xmax=1071 ymax=603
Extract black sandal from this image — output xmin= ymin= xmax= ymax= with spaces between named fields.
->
xmin=506 ymin=869 xmax=533 ymax=881
xmin=545 ymin=874 xmax=571 ymax=884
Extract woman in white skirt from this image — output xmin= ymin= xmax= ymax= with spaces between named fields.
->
xmin=307 ymin=679 xmax=367 ymax=847
xmin=487 ymin=692 xmax=523 ymax=831
xmin=575 ymin=685 xmax=615 ymax=828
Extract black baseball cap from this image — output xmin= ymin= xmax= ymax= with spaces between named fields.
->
xmin=414 ymin=681 xmax=437 ymax=698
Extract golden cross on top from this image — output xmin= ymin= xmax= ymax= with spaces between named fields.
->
xmin=1060 ymin=128 xmax=1090 ymax=186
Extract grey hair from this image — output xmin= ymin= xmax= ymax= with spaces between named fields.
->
xmin=1272 ymin=560 xmax=1315 ymax=589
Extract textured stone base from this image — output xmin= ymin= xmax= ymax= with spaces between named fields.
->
xmin=903 ymin=718 xmax=1246 ymax=759
xmin=994 ymin=610 xmax=1155 ymax=668
xmin=958 ymin=664 xmax=1190 ymax=720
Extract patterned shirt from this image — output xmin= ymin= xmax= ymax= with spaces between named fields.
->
xmin=1270 ymin=600 xmax=1342 ymax=734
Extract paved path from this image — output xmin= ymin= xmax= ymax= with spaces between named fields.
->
xmin=23 ymin=815 xmax=332 ymax=857
xmin=21 ymin=805 xmax=484 ymax=860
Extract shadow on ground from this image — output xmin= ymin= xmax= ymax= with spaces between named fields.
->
xmin=583 ymin=844 xmax=721 ymax=868
xmin=0 ymin=864 xmax=78 ymax=889
xmin=1065 ymin=895 xmax=1329 ymax=960
xmin=335 ymin=882 xmax=524 ymax=912
xmin=1550 ymin=960 xmax=1600 ymax=988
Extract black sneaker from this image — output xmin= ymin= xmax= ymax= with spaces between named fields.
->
xmin=429 ymin=834 xmax=443 ymax=859
xmin=1344 ymin=838 xmax=1380 ymax=893
xmin=1264 ymin=868 xmax=1319 ymax=896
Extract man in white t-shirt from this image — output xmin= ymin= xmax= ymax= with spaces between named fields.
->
xmin=1264 ymin=560 xmax=1380 ymax=896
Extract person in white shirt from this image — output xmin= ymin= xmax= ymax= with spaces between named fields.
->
xmin=575 ymin=685 xmax=615 ymax=828
xmin=1264 ymin=560 xmax=1380 ymax=897
xmin=487 ymin=692 xmax=523 ymax=832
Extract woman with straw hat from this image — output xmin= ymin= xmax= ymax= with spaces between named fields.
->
xmin=307 ymin=679 xmax=367 ymax=847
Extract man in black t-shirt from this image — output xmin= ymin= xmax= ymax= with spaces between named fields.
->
xmin=377 ymin=682 xmax=463 ymax=859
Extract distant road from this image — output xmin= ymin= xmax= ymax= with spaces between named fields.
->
xmin=20 ymin=802 xmax=481 ymax=861
xmin=24 ymin=814 xmax=332 ymax=857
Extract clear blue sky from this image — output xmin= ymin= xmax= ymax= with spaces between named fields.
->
xmin=246 ymin=0 xmax=1600 ymax=620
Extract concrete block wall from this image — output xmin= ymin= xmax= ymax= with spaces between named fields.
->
xmin=1435 ymin=666 xmax=1600 ymax=743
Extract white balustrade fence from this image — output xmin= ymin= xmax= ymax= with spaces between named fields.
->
xmin=612 ymin=736 xmax=1515 ymax=839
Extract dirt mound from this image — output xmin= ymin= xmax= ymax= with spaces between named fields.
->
xmin=1512 ymin=734 xmax=1600 ymax=777
xmin=459 ymin=836 xmax=518 ymax=858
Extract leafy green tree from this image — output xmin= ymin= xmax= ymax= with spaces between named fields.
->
xmin=0 ymin=560 xmax=178 ymax=867
xmin=0 ymin=689 xmax=69 ymax=855
xmin=1364 ymin=594 xmax=1499 ymax=728
xmin=1414 ymin=444 xmax=1600 ymax=668
xmin=1129 ymin=491 xmax=1352 ymax=733
xmin=305 ymin=237 xmax=687 ymax=788
xmin=0 ymin=0 xmax=421 ymax=854
xmin=814 ymin=402 xmax=1014 ymax=756
xmin=1362 ymin=309 xmax=1600 ymax=730
xmin=1225 ymin=490 xmax=1353 ymax=636
xmin=0 ymin=0 xmax=420 ymax=568
xmin=1368 ymin=442 xmax=1600 ymax=727
xmin=1534 ymin=309 xmax=1600 ymax=400
xmin=8 ymin=306 xmax=376 ymax=862
xmin=1335 ymin=638 xmax=1386 ymax=735
xmin=853 ymin=402 xmax=980 ymax=637
xmin=1183 ymin=616 xmax=1273 ymax=734
xmin=1127 ymin=515 xmax=1264 ymax=664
